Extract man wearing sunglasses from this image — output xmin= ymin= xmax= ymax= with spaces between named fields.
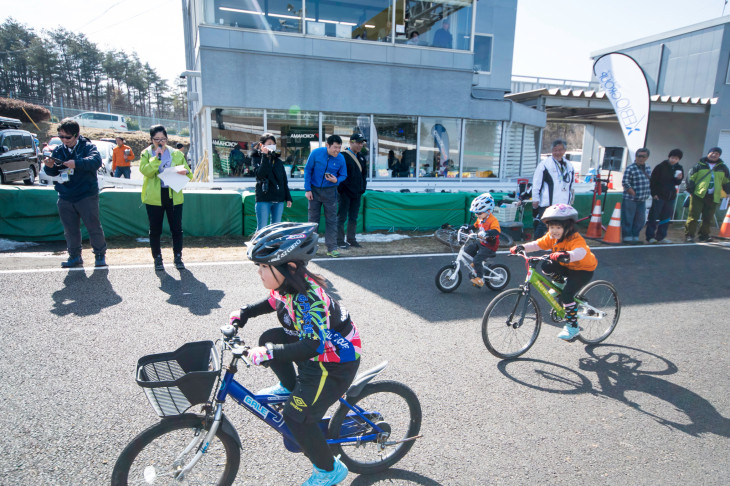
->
xmin=43 ymin=118 xmax=107 ymax=268
xmin=532 ymin=139 xmax=575 ymax=238
xmin=621 ymin=148 xmax=652 ymax=244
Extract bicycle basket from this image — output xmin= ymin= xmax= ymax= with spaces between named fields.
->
xmin=136 ymin=341 xmax=221 ymax=417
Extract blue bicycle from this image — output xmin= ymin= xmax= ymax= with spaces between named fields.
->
xmin=111 ymin=322 xmax=422 ymax=485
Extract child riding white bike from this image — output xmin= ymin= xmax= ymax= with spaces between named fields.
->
xmin=230 ymin=222 xmax=362 ymax=486
xmin=510 ymin=203 xmax=597 ymax=341
xmin=465 ymin=192 xmax=501 ymax=288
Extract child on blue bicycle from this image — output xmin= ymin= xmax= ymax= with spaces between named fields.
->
xmin=510 ymin=203 xmax=597 ymax=340
xmin=229 ymin=222 xmax=361 ymax=486
xmin=465 ymin=192 xmax=501 ymax=287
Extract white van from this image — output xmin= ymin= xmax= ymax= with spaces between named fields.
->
xmin=72 ymin=112 xmax=128 ymax=132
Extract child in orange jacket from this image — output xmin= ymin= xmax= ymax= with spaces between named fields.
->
xmin=465 ymin=193 xmax=501 ymax=287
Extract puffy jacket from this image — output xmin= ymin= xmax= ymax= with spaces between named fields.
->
xmin=44 ymin=136 xmax=101 ymax=202
xmin=687 ymin=158 xmax=730 ymax=203
xmin=254 ymin=152 xmax=292 ymax=203
xmin=139 ymin=145 xmax=192 ymax=206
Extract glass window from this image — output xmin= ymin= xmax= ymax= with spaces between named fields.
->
xmin=8 ymin=134 xmax=23 ymax=150
xmin=372 ymin=115 xmax=417 ymax=178
xmin=305 ymin=0 xmax=392 ymax=41
xmin=23 ymin=134 xmax=33 ymax=149
xmin=397 ymin=0 xmax=473 ymax=50
xmin=521 ymin=126 xmax=539 ymax=176
xmin=267 ymin=108 xmax=320 ymax=179
xmin=322 ymin=113 xmax=371 ymax=176
xmin=462 ymin=120 xmax=501 ymax=178
xmin=602 ymin=147 xmax=624 ymax=171
xmin=418 ymin=117 xmax=461 ymax=178
xmin=206 ymin=0 xmax=305 ymax=33
xmin=210 ymin=108 xmax=264 ymax=180
xmin=474 ymin=34 xmax=492 ymax=73
xmin=502 ymin=123 xmax=524 ymax=179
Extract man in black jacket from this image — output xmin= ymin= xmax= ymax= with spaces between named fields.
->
xmin=646 ymin=148 xmax=684 ymax=244
xmin=337 ymin=132 xmax=368 ymax=248
xmin=42 ymin=118 xmax=107 ymax=268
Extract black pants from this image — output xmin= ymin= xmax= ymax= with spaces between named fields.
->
xmin=533 ymin=206 xmax=548 ymax=239
xmin=337 ymin=191 xmax=361 ymax=244
xmin=541 ymin=260 xmax=593 ymax=304
xmin=464 ymin=239 xmax=496 ymax=278
xmin=145 ymin=188 xmax=183 ymax=257
xmin=259 ymin=328 xmax=360 ymax=471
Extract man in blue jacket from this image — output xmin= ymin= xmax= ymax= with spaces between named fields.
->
xmin=43 ymin=118 xmax=107 ymax=268
xmin=304 ymin=135 xmax=347 ymax=257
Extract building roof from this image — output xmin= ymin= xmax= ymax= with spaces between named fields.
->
xmin=506 ymin=88 xmax=717 ymax=123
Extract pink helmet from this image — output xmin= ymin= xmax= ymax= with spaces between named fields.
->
xmin=541 ymin=204 xmax=578 ymax=223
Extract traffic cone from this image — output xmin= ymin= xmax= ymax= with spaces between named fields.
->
xmin=602 ymin=202 xmax=622 ymax=244
xmin=719 ymin=205 xmax=730 ymax=239
xmin=585 ymin=201 xmax=603 ymax=238
xmin=607 ymin=174 xmax=614 ymax=189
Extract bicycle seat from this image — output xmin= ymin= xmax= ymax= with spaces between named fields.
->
xmin=346 ymin=361 xmax=388 ymax=397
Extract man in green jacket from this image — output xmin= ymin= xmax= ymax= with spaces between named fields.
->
xmin=684 ymin=147 xmax=730 ymax=242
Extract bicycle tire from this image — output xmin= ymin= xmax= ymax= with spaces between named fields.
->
xmin=575 ymin=280 xmax=620 ymax=344
xmin=111 ymin=414 xmax=240 ymax=486
xmin=484 ymin=263 xmax=511 ymax=291
xmin=498 ymin=232 xmax=514 ymax=248
xmin=328 ymin=381 xmax=422 ymax=475
xmin=435 ymin=263 xmax=462 ymax=292
xmin=482 ymin=289 xmax=541 ymax=359
xmin=434 ymin=227 xmax=458 ymax=248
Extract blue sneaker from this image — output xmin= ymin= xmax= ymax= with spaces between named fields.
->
xmin=61 ymin=255 xmax=83 ymax=268
xmin=256 ymin=382 xmax=291 ymax=396
xmin=302 ymin=455 xmax=348 ymax=486
xmin=557 ymin=325 xmax=580 ymax=341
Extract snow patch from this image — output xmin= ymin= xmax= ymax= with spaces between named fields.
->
xmin=0 ymin=239 xmax=39 ymax=251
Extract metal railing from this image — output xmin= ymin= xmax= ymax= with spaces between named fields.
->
xmin=511 ymin=75 xmax=600 ymax=94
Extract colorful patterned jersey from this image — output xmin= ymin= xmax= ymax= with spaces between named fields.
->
xmin=268 ymin=277 xmax=362 ymax=363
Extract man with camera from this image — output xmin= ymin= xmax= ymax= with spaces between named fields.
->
xmin=43 ymin=118 xmax=107 ymax=268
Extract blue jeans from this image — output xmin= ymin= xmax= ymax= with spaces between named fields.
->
xmin=114 ymin=166 xmax=131 ymax=178
xmin=621 ymin=197 xmax=646 ymax=239
xmin=645 ymin=198 xmax=675 ymax=241
xmin=255 ymin=201 xmax=285 ymax=230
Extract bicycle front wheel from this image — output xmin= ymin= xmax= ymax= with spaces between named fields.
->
xmin=111 ymin=414 xmax=240 ymax=486
xmin=576 ymin=280 xmax=620 ymax=344
xmin=482 ymin=289 xmax=541 ymax=359
xmin=498 ymin=232 xmax=514 ymax=248
xmin=328 ymin=381 xmax=422 ymax=475
xmin=435 ymin=263 xmax=462 ymax=292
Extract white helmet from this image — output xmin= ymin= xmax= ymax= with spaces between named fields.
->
xmin=541 ymin=203 xmax=578 ymax=222
xmin=470 ymin=193 xmax=495 ymax=214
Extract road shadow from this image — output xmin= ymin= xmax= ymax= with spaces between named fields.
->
xmin=156 ymin=268 xmax=224 ymax=316
xmin=350 ymin=468 xmax=442 ymax=486
xmin=50 ymin=268 xmax=122 ymax=317
xmin=496 ymin=344 xmax=730 ymax=438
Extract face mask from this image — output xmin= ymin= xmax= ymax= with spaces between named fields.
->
xmin=264 ymin=144 xmax=276 ymax=152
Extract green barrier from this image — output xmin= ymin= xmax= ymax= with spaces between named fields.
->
xmin=0 ymin=186 xmax=69 ymax=241
xmin=363 ymin=192 xmax=468 ymax=231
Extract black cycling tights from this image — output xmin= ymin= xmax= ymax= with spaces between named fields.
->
xmin=541 ymin=260 xmax=593 ymax=304
xmin=286 ymin=419 xmax=334 ymax=471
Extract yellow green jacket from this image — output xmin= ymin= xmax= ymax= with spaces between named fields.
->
xmin=140 ymin=145 xmax=192 ymax=206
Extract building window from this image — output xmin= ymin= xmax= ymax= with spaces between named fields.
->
xmin=306 ymin=0 xmax=394 ymax=41
xmin=322 ymin=113 xmax=372 ymax=175
xmin=602 ymin=146 xmax=624 ymax=171
xmin=210 ymin=108 xmax=264 ymax=180
xmin=462 ymin=120 xmax=501 ymax=178
xmin=373 ymin=115 xmax=418 ymax=178
xmin=419 ymin=117 xmax=461 ymax=178
xmin=473 ymin=34 xmax=493 ymax=73
xmin=267 ymin=108 xmax=320 ymax=179
xmin=502 ymin=123 xmax=524 ymax=179
xmin=206 ymin=0 xmax=305 ymax=33
xmin=399 ymin=0 xmax=473 ymax=50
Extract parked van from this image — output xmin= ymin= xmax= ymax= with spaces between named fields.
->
xmin=0 ymin=116 xmax=39 ymax=185
xmin=72 ymin=112 xmax=128 ymax=131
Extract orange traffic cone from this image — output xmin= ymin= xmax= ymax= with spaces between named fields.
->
xmin=607 ymin=174 xmax=614 ymax=189
xmin=585 ymin=201 xmax=603 ymax=238
xmin=602 ymin=202 xmax=622 ymax=244
xmin=719 ymin=205 xmax=730 ymax=239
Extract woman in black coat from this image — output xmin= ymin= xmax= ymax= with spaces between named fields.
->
xmin=252 ymin=133 xmax=292 ymax=230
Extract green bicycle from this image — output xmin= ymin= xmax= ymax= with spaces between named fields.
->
xmin=481 ymin=250 xmax=620 ymax=359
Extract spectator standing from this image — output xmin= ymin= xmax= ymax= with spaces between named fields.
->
xmin=304 ymin=135 xmax=347 ymax=257
xmin=42 ymin=118 xmax=107 ymax=268
xmin=531 ymin=139 xmax=574 ymax=238
xmin=646 ymin=148 xmax=684 ymax=244
xmin=140 ymin=125 xmax=192 ymax=271
xmin=387 ymin=150 xmax=398 ymax=177
xmin=684 ymin=147 xmax=730 ymax=242
xmin=112 ymin=136 xmax=135 ymax=179
xmin=407 ymin=31 xmax=420 ymax=45
xmin=621 ymin=148 xmax=652 ymax=243
xmin=337 ymin=132 xmax=368 ymax=249
xmin=432 ymin=19 xmax=452 ymax=48
xmin=229 ymin=144 xmax=244 ymax=176
xmin=253 ymin=133 xmax=293 ymax=230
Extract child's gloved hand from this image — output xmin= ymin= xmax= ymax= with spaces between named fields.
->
xmin=549 ymin=251 xmax=570 ymax=263
xmin=247 ymin=346 xmax=272 ymax=366
xmin=510 ymin=245 xmax=525 ymax=255
xmin=229 ymin=305 xmax=251 ymax=328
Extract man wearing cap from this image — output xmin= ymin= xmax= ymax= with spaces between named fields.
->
xmin=684 ymin=146 xmax=730 ymax=242
xmin=337 ymin=132 xmax=368 ymax=249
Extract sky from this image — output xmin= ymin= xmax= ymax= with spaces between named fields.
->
xmin=2 ymin=0 xmax=730 ymax=85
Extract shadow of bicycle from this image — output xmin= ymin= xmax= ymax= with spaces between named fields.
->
xmin=350 ymin=468 xmax=443 ymax=486
xmin=497 ymin=344 xmax=730 ymax=438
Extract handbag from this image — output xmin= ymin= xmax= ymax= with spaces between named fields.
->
xmin=686 ymin=168 xmax=712 ymax=195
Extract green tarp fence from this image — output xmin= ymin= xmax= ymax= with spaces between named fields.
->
xmin=1 ymin=186 xmax=726 ymax=241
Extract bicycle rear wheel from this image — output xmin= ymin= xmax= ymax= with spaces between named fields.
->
xmin=328 ymin=381 xmax=422 ymax=475
xmin=111 ymin=414 xmax=240 ymax=486
xmin=576 ymin=280 xmax=620 ymax=344
xmin=482 ymin=289 xmax=541 ymax=359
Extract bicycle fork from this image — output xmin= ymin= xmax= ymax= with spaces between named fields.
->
xmin=507 ymin=286 xmax=531 ymax=329
xmin=173 ymin=404 xmax=224 ymax=480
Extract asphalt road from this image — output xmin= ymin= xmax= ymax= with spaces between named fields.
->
xmin=0 ymin=243 xmax=729 ymax=485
